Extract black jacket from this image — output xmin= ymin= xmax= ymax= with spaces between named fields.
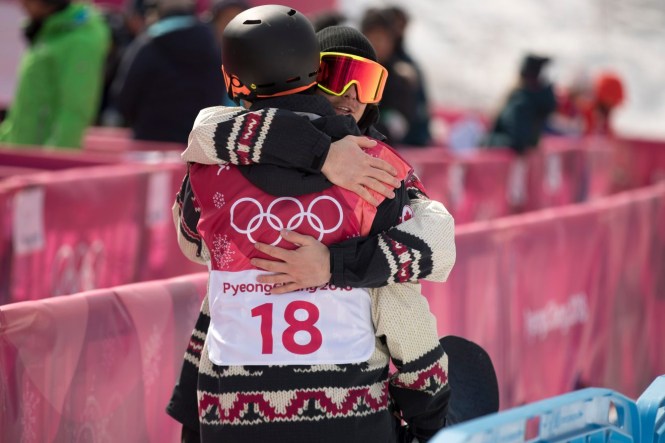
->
xmin=112 ymin=14 xmax=224 ymax=143
xmin=485 ymin=83 xmax=557 ymax=155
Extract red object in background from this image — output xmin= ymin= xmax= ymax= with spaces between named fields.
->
xmin=615 ymin=137 xmax=665 ymax=188
xmin=585 ymin=72 xmax=625 ymax=136
xmin=2 ymin=166 xmax=146 ymax=304
xmin=525 ymin=137 xmax=585 ymax=211
xmin=430 ymin=182 xmax=665 ymax=407
xmin=2 ymin=132 xmax=662 ymax=306
xmin=454 ymin=150 xmax=514 ymax=222
xmin=594 ymin=72 xmax=625 ymax=109
xmin=0 ymin=160 xmax=202 ymax=305
xmin=0 ymin=147 xmax=117 ymax=170
xmin=400 ymin=147 xmax=453 ymax=204
xmin=553 ymin=71 xmax=625 ymax=137
xmin=0 ymin=273 xmax=208 ymax=443
xmin=2 ymin=185 xmax=664 ymax=441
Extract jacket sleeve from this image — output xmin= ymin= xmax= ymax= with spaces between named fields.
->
xmin=172 ymin=166 xmax=209 ymax=264
xmin=46 ymin=31 xmax=110 ymax=147
xmin=371 ymin=284 xmax=450 ymax=441
xmin=329 ymin=196 xmax=456 ymax=288
xmin=187 ymin=107 xmax=331 ymax=172
xmin=239 ymin=164 xmax=331 ymax=197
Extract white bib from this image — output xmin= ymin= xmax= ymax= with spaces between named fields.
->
xmin=207 ymin=270 xmax=375 ymax=366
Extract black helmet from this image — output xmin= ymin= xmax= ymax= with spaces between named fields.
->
xmin=222 ymin=5 xmax=320 ymax=103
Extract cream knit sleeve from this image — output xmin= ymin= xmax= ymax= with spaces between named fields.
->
xmin=393 ymin=198 xmax=456 ymax=282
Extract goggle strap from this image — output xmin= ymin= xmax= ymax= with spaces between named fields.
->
xmin=257 ymin=81 xmax=316 ymax=98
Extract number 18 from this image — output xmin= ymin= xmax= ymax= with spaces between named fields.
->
xmin=251 ymin=301 xmax=323 ymax=355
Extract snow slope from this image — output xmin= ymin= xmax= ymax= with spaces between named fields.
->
xmin=339 ymin=0 xmax=665 ymax=138
xmin=1 ymin=0 xmax=663 ymax=138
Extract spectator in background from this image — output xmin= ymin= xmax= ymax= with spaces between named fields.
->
xmin=361 ymin=8 xmax=425 ymax=147
xmin=206 ymin=0 xmax=248 ymax=46
xmin=587 ymin=71 xmax=625 ymax=136
xmin=205 ymin=0 xmax=248 ymax=106
xmin=111 ymin=0 xmax=224 ymax=144
xmin=484 ymin=54 xmax=557 ymax=155
xmin=547 ymin=68 xmax=593 ymax=137
xmin=311 ymin=10 xmax=346 ymax=32
xmin=549 ymin=69 xmax=625 ymax=138
xmin=97 ymin=4 xmax=144 ymax=126
xmin=0 ymin=0 xmax=110 ymax=149
xmin=125 ymin=0 xmax=148 ymax=34
xmin=384 ymin=5 xmax=432 ymax=146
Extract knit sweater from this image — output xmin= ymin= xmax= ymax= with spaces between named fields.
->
xmin=167 ymin=95 xmax=456 ymax=442
xmin=180 ymin=95 xmax=456 ymax=287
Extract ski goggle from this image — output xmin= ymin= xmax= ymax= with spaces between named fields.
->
xmin=317 ymin=52 xmax=388 ymax=104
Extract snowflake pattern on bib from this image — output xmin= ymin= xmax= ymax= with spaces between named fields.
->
xmin=213 ymin=192 xmax=225 ymax=209
xmin=212 ymin=234 xmax=235 ymax=270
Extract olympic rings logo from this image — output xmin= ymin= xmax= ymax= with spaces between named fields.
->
xmin=230 ymin=196 xmax=344 ymax=245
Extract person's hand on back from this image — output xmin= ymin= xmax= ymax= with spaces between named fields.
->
xmin=251 ymin=230 xmax=331 ymax=294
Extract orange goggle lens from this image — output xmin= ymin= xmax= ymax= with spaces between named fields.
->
xmin=221 ymin=65 xmax=251 ymax=102
xmin=222 ymin=65 xmax=317 ymax=102
xmin=317 ymin=52 xmax=388 ymax=104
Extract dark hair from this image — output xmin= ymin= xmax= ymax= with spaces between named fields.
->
xmin=360 ymin=7 xmax=397 ymax=37
xmin=520 ymin=54 xmax=551 ymax=81
xmin=41 ymin=0 xmax=70 ymax=9
xmin=210 ymin=0 xmax=249 ymax=21
xmin=311 ymin=11 xmax=346 ymax=32
xmin=383 ymin=5 xmax=408 ymax=26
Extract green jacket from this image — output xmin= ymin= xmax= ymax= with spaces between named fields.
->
xmin=0 ymin=3 xmax=110 ymax=149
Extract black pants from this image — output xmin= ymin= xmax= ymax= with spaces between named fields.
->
xmin=181 ymin=425 xmax=200 ymax=443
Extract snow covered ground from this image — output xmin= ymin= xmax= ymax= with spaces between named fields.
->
xmin=339 ymin=0 xmax=665 ymax=139
xmin=1 ymin=0 xmax=663 ymax=139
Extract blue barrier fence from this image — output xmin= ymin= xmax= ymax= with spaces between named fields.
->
xmin=637 ymin=376 xmax=665 ymax=443
xmin=430 ymin=375 xmax=665 ymax=443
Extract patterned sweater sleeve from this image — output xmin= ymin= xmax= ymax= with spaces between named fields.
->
xmin=172 ymin=166 xmax=209 ymax=265
xmin=185 ymin=106 xmax=331 ymax=172
xmin=329 ymin=195 xmax=456 ymax=288
xmin=371 ymin=283 xmax=450 ymax=440
xmin=184 ymin=107 xmax=456 ymax=289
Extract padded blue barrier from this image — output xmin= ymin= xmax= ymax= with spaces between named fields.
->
xmin=430 ymin=388 xmax=640 ymax=443
xmin=637 ymin=375 xmax=665 ymax=443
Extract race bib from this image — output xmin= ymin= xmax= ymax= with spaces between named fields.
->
xmin=207 ymin=270 xmax=375 ymax=366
